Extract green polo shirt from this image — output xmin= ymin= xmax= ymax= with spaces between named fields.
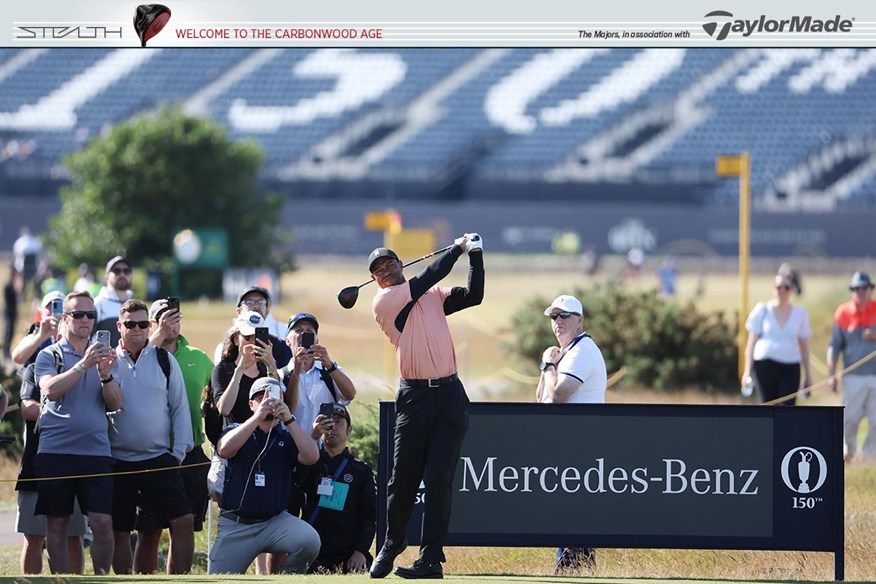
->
xmin=171 ymin=335 xmax=213 ymax=449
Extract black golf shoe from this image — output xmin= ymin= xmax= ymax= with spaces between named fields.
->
xmin=395 ymin=558 xmax=444 ymax=579
xmin=369 ymin=539 xmax=408 ymax=579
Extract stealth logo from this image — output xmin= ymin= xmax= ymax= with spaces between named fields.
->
xmin=703 ymin=10 xmax=733 ymax=40
xmin=703 ymin=10 xmax=853 ymax=40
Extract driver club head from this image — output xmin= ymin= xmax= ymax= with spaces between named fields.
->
xmin=337 ymin=286 xmax=360 ymax=310
xmin=133 ymin=4 xmax=171 ymax=47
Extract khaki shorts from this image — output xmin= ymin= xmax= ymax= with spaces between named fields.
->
xmin=16 ymin=490 xmax=87 ymax=536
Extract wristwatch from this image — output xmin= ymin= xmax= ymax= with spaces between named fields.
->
xmin=100 ymin=375 xmax=114 ymax=384
xmin=324 ymin=361 xmax=338 ymax=374
xmin=284 ymin=414 xmax=297 ymax=425
xmin=73 ymin=363 xmax=87 ymax=375
xmin=539 ymin=361 xmax=556 ymax=372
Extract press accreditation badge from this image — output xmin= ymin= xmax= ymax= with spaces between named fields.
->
xmin=254 ymin=472 xmax=266 ymax=487
xmin=318 ymin=481 xmax=349 ymax=511
xmin=317 ymin=477 xmax=334 ymax=496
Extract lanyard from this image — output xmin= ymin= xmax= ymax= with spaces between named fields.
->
xmin=307 ymin=455 xmax=350 ymax=525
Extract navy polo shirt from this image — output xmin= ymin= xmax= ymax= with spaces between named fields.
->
xmin=221 ymin=423 xmax=299 ymax=519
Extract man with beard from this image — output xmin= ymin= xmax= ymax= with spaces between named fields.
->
xmin=94 ymin=256 xmax=134 ymax=348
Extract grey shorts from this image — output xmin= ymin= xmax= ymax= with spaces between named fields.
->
xmin=16 ymin=490 xmax=87 ymax=536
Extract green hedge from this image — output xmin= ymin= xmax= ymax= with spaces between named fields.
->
xmin=505 ymin=285 xmax=738 ymax=393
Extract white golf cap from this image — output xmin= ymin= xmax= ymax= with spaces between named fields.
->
xmin=41 ymin=290 xmax=65 ymax=308
xmin=544 ymin=295 xmax=583 ymax=316
xmin=234 ymin=310 xmax=266 ymax=335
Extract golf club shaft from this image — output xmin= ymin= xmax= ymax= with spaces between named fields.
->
xmin=401 ymin=244 xmax=455 ymax=269
xmin=354 ymin=244 xmax=455 ymax=289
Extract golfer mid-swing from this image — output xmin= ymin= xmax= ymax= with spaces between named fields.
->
xmin=367 ymin=233 xmax=484 ymax=580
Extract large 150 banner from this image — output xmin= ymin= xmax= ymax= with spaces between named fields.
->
xmin=377 ymin=403 xmax=845 ymax=580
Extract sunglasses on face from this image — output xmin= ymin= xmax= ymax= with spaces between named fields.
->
xmin=851 ymin=286 xmax=872 ymax=292
xmin=111 ymin=267 xmax=132 ymax=275
xmin=242 ymin=299 xmax=267 ymax=308
xmin=66 ymin=310 xmax=97 ymax=320
xmin=549 ymin=311 xmax=578 ymax=320
xmin=121 ymin=320 xmax=150 ymax=329
xmin=240 ymin=333 xmax=255 ymax=341
xmin=775 ymin=285 xmax=792 ymax=291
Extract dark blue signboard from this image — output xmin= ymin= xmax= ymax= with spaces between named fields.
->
xmin=377 ymin=403 xmax=844 ymax=580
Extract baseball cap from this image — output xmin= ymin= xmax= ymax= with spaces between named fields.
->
xmin=236 ymin=286 xmax=270 ymax=307
xmin=286 ymin=312 xmax=319 ymax=336
xmin=544 ymin=294 xmax=584 ymax=316
xmin=149 ymin=299 xmax=171 ymax=322
xmin=368 ymin=247 xmax=399 ymax=273
xmin=249 ymin=376 xmax=284 ymax=399
xmin=105 ymin=256 xmax=131 ymax=275
xmin=234 ymin=310 xmax=267 ymax=335
xmin=41 ymin=290 xmax=65 ymax=308
xmin=850 ymin=271 xmax=874 ymax=290
xmin=321 ymin=402 xmax=351 ymax=424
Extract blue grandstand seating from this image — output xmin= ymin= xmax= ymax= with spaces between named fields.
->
xmin=0 ymin=48 xmax=874 ymax=208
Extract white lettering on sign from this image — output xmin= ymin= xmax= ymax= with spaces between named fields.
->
xmin=458 ymin=456 xmax=760 ymax=496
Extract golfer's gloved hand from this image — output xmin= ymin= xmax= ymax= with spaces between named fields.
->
xmin=465 ymin=233 xmax=483 ymax=253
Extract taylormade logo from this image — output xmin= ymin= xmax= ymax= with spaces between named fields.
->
xmin=702 ymin=10 xmax=853 ymax=40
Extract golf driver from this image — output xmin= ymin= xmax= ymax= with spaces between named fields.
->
xmin=337 ymin=244 xmax=455 ymax=309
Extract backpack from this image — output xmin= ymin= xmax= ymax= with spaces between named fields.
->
xmin=35 ymin=345 xmax=172 ymax=432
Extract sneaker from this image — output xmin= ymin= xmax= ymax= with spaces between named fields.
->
xmin=369 ymin=539 xmax=408 ymax=579
xmin=395 ymin=558 xmax=443 ymax=579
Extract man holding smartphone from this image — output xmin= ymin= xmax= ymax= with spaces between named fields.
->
xmin=281 ymin=312 xmax=356 ymax=439
xmin=131 ymin=297 xmax=214 ymax=574
xmin=367 ymin=233 xmax=484 ymax=580
xmin=10 ymin=291 xmax=64 ymax=367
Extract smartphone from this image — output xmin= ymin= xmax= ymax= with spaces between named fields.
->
xmin=166 ymin=296 xmax=180 ymax=312
xmin=301 ymin=331 xmax=315 ymax=350
xmin=319 ymin=402 xmax=335 ymax=418
xmin=255 ymin=326 xmax=270 ymax=346
xmin=51 ymin=298 xmax=64 ymax=316
xmin=96 ymin=330 xmax=111 ymax=347
xmin=267 ymin=382 xmax=282 ymax=402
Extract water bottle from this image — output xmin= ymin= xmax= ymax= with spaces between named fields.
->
xmin=741 ymin=376 xmax=754 ymax=397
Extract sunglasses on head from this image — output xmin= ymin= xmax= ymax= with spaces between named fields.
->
xmin=111 ymin=267 xmax=132 ymax=275
xmin=549 ymin=311 xmax=578 ymax=320
xmin=121 ymin=320 xmax=150 ymax=329
xmin=66 ymin=310 xmax=97 ymax=320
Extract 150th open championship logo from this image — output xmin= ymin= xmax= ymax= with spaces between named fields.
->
xmin=780 ymin=446 xmax=827 ymax=509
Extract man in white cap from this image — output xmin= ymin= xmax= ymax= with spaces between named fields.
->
xmin=209 ymin=376 xmax=320 ymax=574
xmin=828 ymin=271 xmax=876 ymax=461
xmin=94 ymin=256 xmax=134 ymax=347
xmin=11 ymin=290 xmax=65 ymax=367
xmin=538 ymin=294 xmax=606 ymax=573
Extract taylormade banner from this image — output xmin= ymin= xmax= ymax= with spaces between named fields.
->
xmin=377 ymin=403 xmax=843 ymax=567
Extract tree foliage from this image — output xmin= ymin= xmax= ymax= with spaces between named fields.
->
xmin=46 ymin=107 xmax=284 ymax=271
xmin=505 ymin=286 xmax=739 ymax=393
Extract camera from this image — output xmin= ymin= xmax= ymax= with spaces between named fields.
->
xmin=267 ymin=382 xmax=282 ymax=402
xmin=96 ymin=330 xmax=111 ymax=347
xmin=51 ymin=298 xmax=64 ymax=316
xmin=301 ymin=331 xmax=315 ymax=350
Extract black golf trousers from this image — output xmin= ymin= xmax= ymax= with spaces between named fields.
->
xmin=384 ymin=377 xmax=470 ymax=563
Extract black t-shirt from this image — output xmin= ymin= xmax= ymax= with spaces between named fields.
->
xmin=211 ymin=360 xmax=266 ymax=425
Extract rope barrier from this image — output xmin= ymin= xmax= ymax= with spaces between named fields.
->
xmin=763 ymin=349 xmax=876 ymax=406
xmin=1 ymin=458 xmax=213 ymax=484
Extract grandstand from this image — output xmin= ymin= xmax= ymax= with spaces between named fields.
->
xmin=1 ymin=48 xmax=875 ymax=255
